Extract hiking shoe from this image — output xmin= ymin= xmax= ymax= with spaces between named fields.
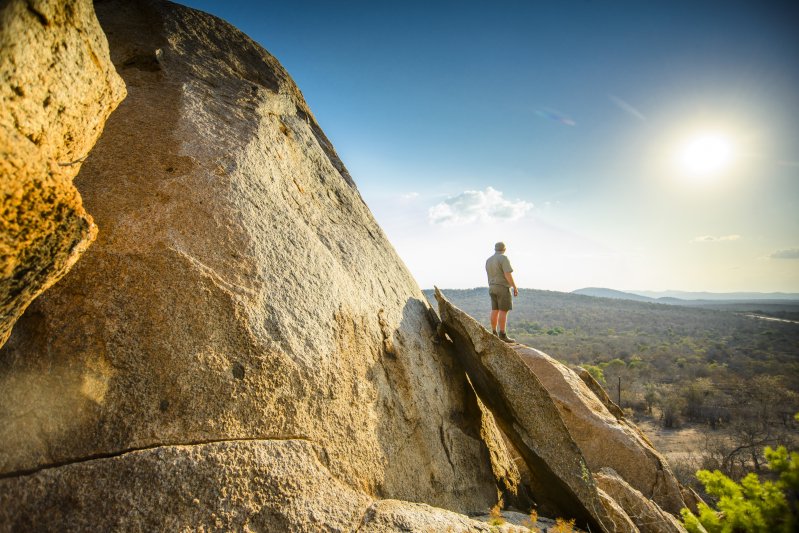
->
xmin=492 ymin=330 xmax=498 ymax=336
xmin=499 ymin=332 xmax=516 ymax=343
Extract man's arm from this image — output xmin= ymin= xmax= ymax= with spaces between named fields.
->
xmin=504 ymin=272 xmax=518 ymax=297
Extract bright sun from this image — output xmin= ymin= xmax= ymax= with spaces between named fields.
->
xmin=675 ymin=132 xmax=735 ymax=181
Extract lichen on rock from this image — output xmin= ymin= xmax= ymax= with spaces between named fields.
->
xmin=0 ymin=0 xmax=126 ymax=346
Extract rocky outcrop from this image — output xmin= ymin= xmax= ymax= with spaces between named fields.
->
xmin=434 ymin=288 xmax=615 ymax=532
xmin=595 ymin=468 xmax=688 ymax=533
xmin=0 ymin=0 xmax=516 ymax=526
xmin=0 ymin=0 xmax=125 ymax=346
xmin=514 ymin=345 xmax=687 ymax=514
xmin=435 ymin=289 xmax=693 ymax=532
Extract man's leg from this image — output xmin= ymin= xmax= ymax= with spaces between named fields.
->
xmin=490 ymin=310 xmax=499 ymax=333
xmin=498 ymin=288 xmax=516 ymax=342
xmin=498 ymin=310 xmax=508 ymax=333
xmin=498 ymin=311 xmax=516 ymax=342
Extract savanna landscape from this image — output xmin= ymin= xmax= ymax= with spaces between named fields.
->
xmin=426 ymin=288 xmax=799 ymax=494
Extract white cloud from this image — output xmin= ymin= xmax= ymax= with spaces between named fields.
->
xmin=428 ymin=187 xmax=533 ymax=225
xmin=609 ymin=94 xmax=646 ymax=121
xmin=400 ymin=192 xmax=419 ymax=200
xmin=771 ymin=248 xmax=799 ymax=259
xmin=691 ymin=234 xmax=741 ymax=243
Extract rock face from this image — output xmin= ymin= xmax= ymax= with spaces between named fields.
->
xmin=0 ymin=439 xmax=372 ymax=531
xmin=434 ymin=289 xmax=615 ymax=532
xmin=0 ymin=0 xmax=126 ymax=346
xmin=0 ymin=438 xmax=514 ymax=532
xmin=596 ymin=487 xmax=640 ymax=533
xmin=0 ymin=0 xmax=514 ymax=526
xmin=513 ymin=345 xmax=687 ymax=515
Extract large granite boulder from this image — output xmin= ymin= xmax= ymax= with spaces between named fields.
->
xmin=513 ymin=345 xmax=687 ymax=514
xmin=0 ymin=0 xmax=517 ymax=527
xmin=0 ymin=0 xmax=126 ymax=346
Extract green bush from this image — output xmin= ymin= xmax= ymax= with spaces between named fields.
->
xmin=681 ymin=442 xmax=798 ymax=532
xmin=582 ymin=364 xmax=605 ymax=384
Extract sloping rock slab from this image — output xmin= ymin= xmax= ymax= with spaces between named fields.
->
xmin=595 ymin=468 xmax=687 ymax=533
xmin=435 ymin=288 xmax=614 ymax=532
xmin=0 ymin=0 xmax=125 ymax=346
xmin=515 ymin=345 xmax=686 ymax=515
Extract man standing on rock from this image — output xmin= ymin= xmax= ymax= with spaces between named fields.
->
xmin=486 ymin=242 xmax=518 ymax=342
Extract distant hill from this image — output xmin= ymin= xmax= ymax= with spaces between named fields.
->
xmin=630 ymin=290 xmax=799 ymax=301
xmin=572 ymin=287 xmax=656 ymax=302
xmin=570 ymin=287 xmax=799 ymax=316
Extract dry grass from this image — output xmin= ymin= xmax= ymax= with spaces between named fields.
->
xmin=521 ymin=509 xmax=540 ymax=532
xmin=488 ymin=503 xmax=505 ymax=526
xmin=551 ymin=517 xmax=576 ymax=533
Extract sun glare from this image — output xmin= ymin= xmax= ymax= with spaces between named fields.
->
xmin=675 ymin=132 xmax=735 ymax=181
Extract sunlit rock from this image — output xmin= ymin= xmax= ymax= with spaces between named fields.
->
xmin=0 ymin=0 xmax=126 ymax=346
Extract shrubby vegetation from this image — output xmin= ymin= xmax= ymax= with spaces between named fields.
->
xmin=426 ymin=288 xmax=799 ymax=490
xmin=681 ymin=435 xmax=799 ymax=532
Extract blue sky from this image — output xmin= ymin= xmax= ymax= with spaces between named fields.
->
xmin=178 ymin=0 xmax=799 ymax=292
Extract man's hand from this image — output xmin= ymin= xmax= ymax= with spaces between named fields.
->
xmin=504 ymin=272 xmax=519 ymax=297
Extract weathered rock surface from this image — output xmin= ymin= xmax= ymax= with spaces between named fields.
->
xmin=1 ymin=437 xmax=527 ymax=532
xmin=435 ymin=288 xmax=615 ymax=532
xmin=595 ymin=468 xmax=688 ymax=533
xmin=0 ymin=439 xmax=372 ymax=531
xmin=514 ymin=345 xmax=687 ymax=515
xmin=0 ymin=0 xmax=516 ymax=526
xmin=1 ymin=437 xmax=531 ymax=532
xmin=0 ymin=0 xmax=126 ymax=346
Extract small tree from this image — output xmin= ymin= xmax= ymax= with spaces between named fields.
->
xmin=682 ymin=437 xmax=798 ymax=532
xmin=661 ymin=388 xmax=687 ymax=429
xmin=644 ymin=384 xmax=659 ymax=414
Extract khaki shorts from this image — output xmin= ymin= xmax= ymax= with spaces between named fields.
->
xmin=489 ymin=285 xmax=512 ymax=311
